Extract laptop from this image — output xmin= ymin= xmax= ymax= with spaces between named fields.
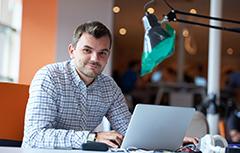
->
xmin=120 ymin=104 xmax=195 ymax=151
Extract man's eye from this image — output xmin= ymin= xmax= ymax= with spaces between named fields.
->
xmin=99 ymin=51 xmax=109 ymax=57
xmin=83 ymin=49 xmax=91 ymax=53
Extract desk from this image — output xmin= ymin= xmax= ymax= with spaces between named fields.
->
xmin=0 ymin=147 xmax=180 ymax=153
xmin=0 ymin=147 xmax=107 ymax=153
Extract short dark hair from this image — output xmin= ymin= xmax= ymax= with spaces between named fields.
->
xmin=72 ymin=21 xmax=112 ymax=49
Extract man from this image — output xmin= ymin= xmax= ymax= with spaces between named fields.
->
xmin=22 ymin=21 xmax=131 ymax=149
xmin=22 ymin=21 xmax=197 ymax=149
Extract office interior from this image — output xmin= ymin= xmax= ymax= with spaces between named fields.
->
xmin=0 ymin=0 xmax=240 ymax=149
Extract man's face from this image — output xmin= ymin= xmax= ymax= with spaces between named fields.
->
xmin=68 ymin=33 xmax=110 ymax=80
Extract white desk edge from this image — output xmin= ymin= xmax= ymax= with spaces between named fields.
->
xmin=0 ymin=147 xmax=109 ymax=153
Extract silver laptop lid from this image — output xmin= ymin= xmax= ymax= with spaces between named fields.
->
xmin=121 ymin=104 xmax=195 ymax=151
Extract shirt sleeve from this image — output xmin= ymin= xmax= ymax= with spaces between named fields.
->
xmin=22 ymin=67 xmax=89 ymax=149
xmin=106 ymin=81 xmax=132 ymax=135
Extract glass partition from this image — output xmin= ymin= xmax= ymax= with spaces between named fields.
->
xmin=0 ymin=0 xmax=22 ymax=82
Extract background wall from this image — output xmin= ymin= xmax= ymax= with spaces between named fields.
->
xmin=19 ymin=0 xmax=114 ymax=84
xmin=56 ymin=0 xmax=113 ymax=75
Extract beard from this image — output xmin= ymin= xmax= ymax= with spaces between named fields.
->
xmin=78 ymin=61 xmax=104 ymax=78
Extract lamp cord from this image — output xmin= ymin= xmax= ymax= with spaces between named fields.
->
xmin=144 ymin=0 xmax=174 ymax=11
xmin=162 ymin=0 xmax=174 ymax=10
xmin=144 ymin=0 xmax=155 ymax=12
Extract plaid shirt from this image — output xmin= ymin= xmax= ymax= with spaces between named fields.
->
xmin=22 ymin=60 xmax=131 ymax=149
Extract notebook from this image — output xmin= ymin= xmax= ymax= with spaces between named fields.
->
xmin=120 ymin=104 xmax=195 ymax=151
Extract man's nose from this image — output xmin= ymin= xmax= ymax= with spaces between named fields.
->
xmin=90 ymin=52 xmax=99 ymax=61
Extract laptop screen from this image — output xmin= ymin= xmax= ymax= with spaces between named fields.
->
xmin=121 ymin=104 xmax=195 ymax=151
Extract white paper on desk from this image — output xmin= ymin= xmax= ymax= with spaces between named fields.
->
xmin=129 ymin=150 xmax=154 ymax=153
xmin=111 ymin=148 xmax=154 ymax=153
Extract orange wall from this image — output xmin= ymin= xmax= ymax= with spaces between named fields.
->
xmin=19 ymin=0 xmax=57 ymax=84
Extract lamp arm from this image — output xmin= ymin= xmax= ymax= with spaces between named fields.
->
xmin=162 ymin=0 xmax=240 ymax=25
xmin=164 ymin=10 xmax=240 ymax=34
xmin=177 ymin=18 xmax=240 ymax=33
xmin=175 ymin=9 xmax=240 ymax=25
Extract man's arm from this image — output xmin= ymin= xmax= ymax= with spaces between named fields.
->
xmin=106 ymin=81 xmax=132 ymax=135
xmin=22 ymin=68 xmax=89 ymax=149
xmin=89 ymin=79 xmax=131 ymax=148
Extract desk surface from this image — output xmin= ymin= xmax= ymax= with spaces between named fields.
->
xmin=0 ymin=147 xmax=108 ymax=153
xmin=0 ymin=146 xmax=193 ymax=153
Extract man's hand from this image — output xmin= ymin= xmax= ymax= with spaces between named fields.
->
xmin=230 ymin=130 xmax=240 ymax=142
xmin=183 ymin=136 xmax=199 ymax=145
xmin=95 ymin=130 xmax=123 ymax=148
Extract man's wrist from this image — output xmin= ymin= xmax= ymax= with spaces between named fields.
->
xmin=87 ymin=132 xmax=97 ymax=142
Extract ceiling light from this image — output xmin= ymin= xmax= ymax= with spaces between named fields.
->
xmin=182 ymin=28 xmax=189 ymax=37
xmin=227 ymin=48 xmax=234 ymax=55
xmin=119 ymin=28 xmax=127 ymax=35
xmin=189 ymin=9 xmax=197 ymax=14
xmin=113 ymin=6 xmax=120 ymax=13
xmin=147 ymin=7 xmax=155 ymax=14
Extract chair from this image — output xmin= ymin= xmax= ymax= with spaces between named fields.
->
xmin=185 ymin=111 xmax=209 ymax=138
xmin=0 ymin=82 xmax=29 ymax=147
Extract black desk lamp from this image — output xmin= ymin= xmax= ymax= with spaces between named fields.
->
xmin=141 ymin=0 xmax=240 ymax=76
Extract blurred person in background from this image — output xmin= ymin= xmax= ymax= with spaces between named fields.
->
xmin=227 ymin=88 xmax=240 ymax=142
xmin=120 ymin=60 xmax=140 ymax=94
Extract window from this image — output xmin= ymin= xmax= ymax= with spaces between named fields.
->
xmin=0 ymin=0 xmax=22 ymax=82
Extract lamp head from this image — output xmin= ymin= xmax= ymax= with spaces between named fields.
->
xmin=142 ymin=12 xmax=170 ymax=51
xmin=141 ymin=12 xmax=176 ymax=76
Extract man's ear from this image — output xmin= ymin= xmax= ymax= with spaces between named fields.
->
xmin=68 ymin=44 xmax=75 ymax=59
